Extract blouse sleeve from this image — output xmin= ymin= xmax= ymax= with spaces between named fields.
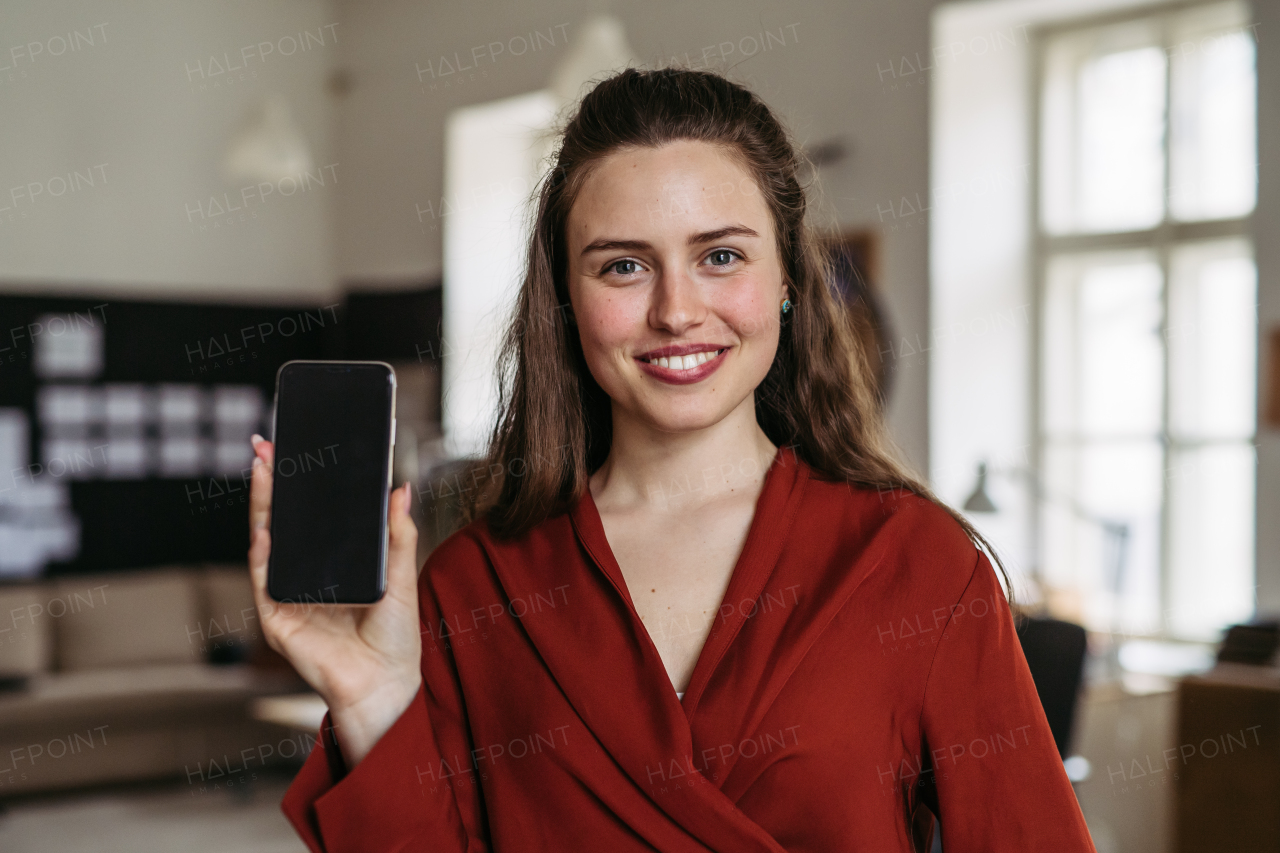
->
xmin=280 ymin=535 xmax=490 ymax=853
xmin=918 ymin=550 xmax=1097 ymax=852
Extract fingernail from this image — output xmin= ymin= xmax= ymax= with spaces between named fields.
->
xmin=251 ymin=434 xmax=263 ymax=446
xmin=252 ymin=456 xmax=262 ymax=469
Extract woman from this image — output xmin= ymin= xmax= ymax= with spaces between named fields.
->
xmin=247 ymin=68 xmax=1096 ymax=852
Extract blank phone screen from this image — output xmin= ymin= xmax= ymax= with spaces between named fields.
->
xmin=267 ymin=361 xmax=395 ymax=604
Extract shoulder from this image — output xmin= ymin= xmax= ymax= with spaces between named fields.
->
xmin=803 ymin=474 xmax=976 ymax=552
xmin=416 ymin=515 xmax=498 ymax=601
xmin=416 ymin=508 xmax=574 ymax=596
xmin=420 ymin=516 xmax=490 ymax=566
xmin=798 ymin=472 xmax=983 ymax=589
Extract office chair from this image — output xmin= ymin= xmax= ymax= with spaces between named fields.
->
xmin=1015 ymin=615 xmax=1089 ymax=758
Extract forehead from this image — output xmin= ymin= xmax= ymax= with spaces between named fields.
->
xmin=566 ymin=140 xmax=772 ymax=250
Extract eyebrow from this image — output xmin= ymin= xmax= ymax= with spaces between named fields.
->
xmin=579 ymin=225 xmax=760 ymax=257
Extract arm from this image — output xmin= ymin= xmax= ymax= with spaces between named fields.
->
xmin=246 ymin=437 xmax=487 ymax=852
xmin=279 ymin=537 xmax=490 ymax=853
xmin=919 ymin=551 xmax=1096 ymax=852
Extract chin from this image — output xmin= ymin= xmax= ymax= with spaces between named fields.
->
xmin=632 ymin=391 xmax=742 ymax=434
xmin=648 ymin=410 xmax=728 ymax=434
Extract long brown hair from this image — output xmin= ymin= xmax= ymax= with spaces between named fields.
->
xmin=461 ymin=66 xmax=1013 ymax=599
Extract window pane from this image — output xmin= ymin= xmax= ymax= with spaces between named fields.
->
xmin=1042 ymin=444 xmax=1082 ymax=592
xmin=1077 ymin=46 xmax=1167 ymax=231
xmin=1170 ymin=1 xmax=1257 ymax=220
xmin=1169 ymin=240 xmax=1257 ymax=439
xmin=1167 ymin=444 xmax=1255 ymax=639
xmin=1079 ymin=261 xmax=1164 ymax=435
xmin=1041 ymin=20 xmax=1165 ymax=235
xmin=1043 ymin=252 xmax=1164 ymax=438
xmin=1042 ymin=440 xmax=1163 ymax=635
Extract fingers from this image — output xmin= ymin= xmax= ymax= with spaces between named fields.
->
xmin=386 ymin=482 xmax=420 ymax=602
xmin=247 ymin=435 xmax=278 ymax=637
xmin=249 ymin=435 xmax=274 ymax=533
xmin=247 ymin=527 xmax=281 ymax=651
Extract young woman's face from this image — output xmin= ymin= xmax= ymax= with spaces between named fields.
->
xmin=565 ymin=140 xmax=788 ymax=435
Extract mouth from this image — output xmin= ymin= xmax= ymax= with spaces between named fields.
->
xmin=634 ymin=345 xmax=729 ymax=385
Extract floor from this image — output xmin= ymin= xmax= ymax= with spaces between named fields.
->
xmin=1071 ymin=676 xmax=1178 ymax=853
xmin=0 ymin=770 xmax=307 ymax=853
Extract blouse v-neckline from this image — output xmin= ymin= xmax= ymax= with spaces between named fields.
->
xmin=570 ymin=445 xmax=809 ymax=716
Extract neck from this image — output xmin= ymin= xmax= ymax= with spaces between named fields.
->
xmin=589 ymin=395 xmax=778 ymax=513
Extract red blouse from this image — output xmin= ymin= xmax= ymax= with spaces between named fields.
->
xmin=281 ymin=446 xmax=1097 ymax=852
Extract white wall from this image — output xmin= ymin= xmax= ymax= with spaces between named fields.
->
xmin=0 ymin=0 xmax=950 ymax=471
xmin=441 ymin=91 xmax=558 ymax=458
xmin=0 ymin=0 xmax=339 ymax=304
xmin=3 ymin=0 xmax=1269 ymax=515
xmin=931 ymin=2 xmax=1039 ymax=587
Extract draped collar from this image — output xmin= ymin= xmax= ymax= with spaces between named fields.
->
xmin=479 ymin=444 xmax=810 ymax=852
xmin=567 ymin=444 xmax=809 ymax=716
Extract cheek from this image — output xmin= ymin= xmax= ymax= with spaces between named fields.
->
xmin=718 ymin=290 xmax=779 ymax=342
xmin=578 ymin=293 xmax=639 ymax=360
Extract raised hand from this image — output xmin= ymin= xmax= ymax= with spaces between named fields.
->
xmin=247 ymin=434 xmax=423 ymax=767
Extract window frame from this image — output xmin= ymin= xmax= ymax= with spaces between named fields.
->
xmin=1029 ymin=0 xmax=1258 ymax=639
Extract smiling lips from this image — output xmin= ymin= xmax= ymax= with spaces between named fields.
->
xmin=634 ymin=345 xmax=729 ymax=385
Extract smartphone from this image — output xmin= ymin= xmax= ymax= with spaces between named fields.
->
xmin=266 ymin=360 xmax=397 ymax=604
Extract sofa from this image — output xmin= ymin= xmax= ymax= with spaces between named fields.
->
xmin=0 ymin=564 xmax=308 ymax=798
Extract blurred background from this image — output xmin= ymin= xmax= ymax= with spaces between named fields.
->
xmin=0 ymin=0 xmax=1276 ymax=851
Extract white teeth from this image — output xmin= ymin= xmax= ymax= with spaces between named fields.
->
xmin=646 ymin=350 xmax=725 ymax=371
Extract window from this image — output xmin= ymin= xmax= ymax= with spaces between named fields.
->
xmin=1036 ymin=0 xmax=1257 ymax=641
xmin=442 ymin=91 xmax=558 ymax=459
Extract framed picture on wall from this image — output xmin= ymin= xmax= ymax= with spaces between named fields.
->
xmin=820 ymin=229 xmax=893 ymax=410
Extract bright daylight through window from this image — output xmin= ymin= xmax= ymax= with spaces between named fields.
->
xmin=1037 ymin=0 xmax=1258 ymax=641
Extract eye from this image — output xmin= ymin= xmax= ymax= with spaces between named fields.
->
xmin=704 ymin=249 xmax=742 ymax=268
xmin=604 ymin=259 xmax=644 ymax=277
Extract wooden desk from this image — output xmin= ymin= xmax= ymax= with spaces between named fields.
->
xmin=1175 ymin=664 xmax=1280 ymax=852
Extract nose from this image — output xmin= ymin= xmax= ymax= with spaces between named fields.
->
xmin=648 ymin=265 xmax=707 ymax=336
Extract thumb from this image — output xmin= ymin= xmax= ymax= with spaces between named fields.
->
xmin=386 ymin=482 xmax=420 ymax=602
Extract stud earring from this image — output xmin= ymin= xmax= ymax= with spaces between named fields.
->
xmin=780 ymin=297 xmax=793 ymax=314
